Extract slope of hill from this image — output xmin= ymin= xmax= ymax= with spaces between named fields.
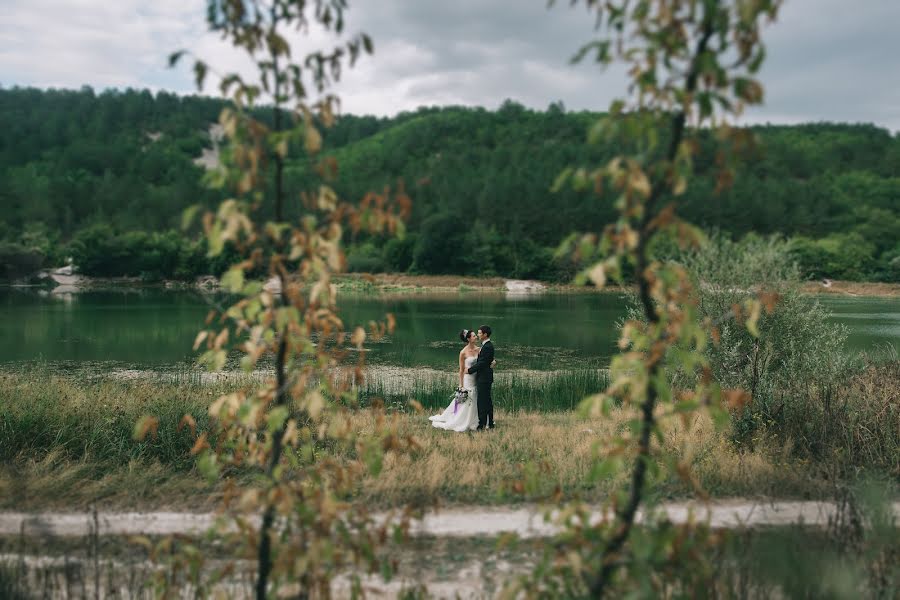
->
xmin=1 ymin=87 xmax=898 ymax=281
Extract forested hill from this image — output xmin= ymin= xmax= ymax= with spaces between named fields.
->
xmin=1 ymin=87 xmax=898 ymax=282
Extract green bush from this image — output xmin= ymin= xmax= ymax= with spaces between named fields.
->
xmin=0 ymin=242 xmax=45 ymax=280
xmin=510 ymin=238 xmax=556 ymax=280
xmin=346 ymin=241 xmax=385 ymax=273
xmin=382 ymin=234 xmax=416 ymax=272
xmin=460 ymin=223 xmax=514 ymax=276
xmin=70 ymin=224 xmax=214 ymax=279
xmin=668 ymin=235 xmax=896 ymax=467
xmin=790 ymin=233 xmax=877 ymax=280
xmin=877 ymin=243 xmax=900 ymax=282
xmin=411 ymin=212 xmax=468 ymax=274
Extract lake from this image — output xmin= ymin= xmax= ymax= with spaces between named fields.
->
xmin=1 ymin=288 xmax=897 ymax=371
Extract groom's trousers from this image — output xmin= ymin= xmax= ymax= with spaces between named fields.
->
xmin=476 ymin=381 xmax=494 ymax=428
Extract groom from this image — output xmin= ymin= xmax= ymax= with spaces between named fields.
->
xmin=467 ymin=325 xmax=494 ymax=430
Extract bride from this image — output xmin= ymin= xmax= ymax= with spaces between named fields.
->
xmin=429 ymin=329 xmax=480 ymax=432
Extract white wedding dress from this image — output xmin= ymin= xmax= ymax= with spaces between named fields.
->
xmin=429 ymin=356 xmax=479 ymax=432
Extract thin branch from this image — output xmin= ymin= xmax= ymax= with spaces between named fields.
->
xmin=588 ymin=9 xmax=715 ymax=597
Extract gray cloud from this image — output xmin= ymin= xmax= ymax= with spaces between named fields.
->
xmin=1 ymin=0 xmax=898 ymax=131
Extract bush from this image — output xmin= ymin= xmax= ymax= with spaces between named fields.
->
xmin=790 ymin=233 xmax=877 ymax=280
xmin=411 ymin=212 xmax=468 ymax=274
xmin=509 ymin=238 xmax=556 ymax=280
xmin=346 ymin=241 xmax=385 ymax=273
xmin=667 ymin=234 xmax=892 ymax=466
xmin=462 ymin=223 xmax=515 ymax=277
xmin=70 ymin=225 xmax=214 ymax=280
xmin=876 ymin=243 xmax=900 ymax=282
xmin=0 ymin=242 xmax=45 ymax=280
xmin=382 ymin=234 xmax=416 ymax=272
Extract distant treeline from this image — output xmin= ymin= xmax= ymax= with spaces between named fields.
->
xmin=1 ymin=87 xmax=898 ymax=282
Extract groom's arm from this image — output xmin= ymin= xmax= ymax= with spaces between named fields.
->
xmin=467 ymin=344 xmax=494 ymax=374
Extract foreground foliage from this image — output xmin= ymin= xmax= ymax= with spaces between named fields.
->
xmin=506 ymin=0 xmax=791 ymax=597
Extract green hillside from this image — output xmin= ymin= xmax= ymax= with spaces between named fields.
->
xmin=1 ymin=87 xmax=898 ymax=281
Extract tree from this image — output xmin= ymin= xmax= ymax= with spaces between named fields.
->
xmin=507 ymin=1 xmax=783 ymax=596
xmin=139 ymin=2 xmax=416 ymax=597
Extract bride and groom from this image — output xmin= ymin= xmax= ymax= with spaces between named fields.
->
xmin=429 ymin=325 xmax=495 ymax=432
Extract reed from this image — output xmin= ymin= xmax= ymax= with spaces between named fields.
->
xmin=360 ymin=368 xmax=611 ymax=413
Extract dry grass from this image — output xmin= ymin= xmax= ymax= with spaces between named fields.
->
xmin=0 ymin=453 xmax=221 ymax=512
xmin=348 ymin=406 xmax=824 ymax=507
xmin=2 ymin=369 xmax=886 ymax=512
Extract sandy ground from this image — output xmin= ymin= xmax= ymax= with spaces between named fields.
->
xmin=4 ymin=500 xmax=898 ymax=538
xmin=801 ymin=279 xmax=900 ymax=297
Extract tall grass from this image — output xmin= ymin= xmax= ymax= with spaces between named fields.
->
xmin=1 ymin=361 xmax=895 ymax=510
xmin=0 ymin=369 xmax=214 ymax=468
xmin=360 ymin=369 xmax=610 ymax=413
xmin=0 ymin=368 xmax=608 ymax=470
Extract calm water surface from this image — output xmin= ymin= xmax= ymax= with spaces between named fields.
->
xmin=0 ymin=288 xmax=896 ymax=371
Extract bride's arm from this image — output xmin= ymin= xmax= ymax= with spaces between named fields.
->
xmin=458 ymin=352 xmax=465 ymax=388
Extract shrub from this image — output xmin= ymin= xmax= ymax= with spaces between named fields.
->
xmin=346 ymin=241 xmax=385 ymax=273
xmin=665 ymin=234 xmax=891 ymax=466
xmin=382 ymin=234 xmax=416 ymax=272
xmin=0 ymin=242 xmax=45 ymax=280
xmin=411 ymin=212 xmax=467 ymax=274
xmin=790 ymin=233 xmax=877 ymax=280
xmin=70 ymin=225 xmax=215 ymax=280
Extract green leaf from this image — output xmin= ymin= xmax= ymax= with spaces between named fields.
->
xmin=181 ymin=204 xmax=201 ymax=231
xmin=197 ymin=451 xmax=219 ymax=481
xmin=207 ymin=222 xmax=224 ymax=257
xmin=267 ymin=407 xmax=289 ymax=433
xmin=551 ymin=167 xmax=574 ymax=192
xmin=168 ymin=50 xmax=186 ymax=68
xmin=220 ymin=267 xmax=245 ymax=293
xmin=193 ymin=61 xmax=208 ymax=90
xmin=364 ymin=443 xmax=383 ymax=476
xmin=362 ymin=33 xmax=374 ymax=54
xmin=589 ymin=457 xmax=622 ymax=482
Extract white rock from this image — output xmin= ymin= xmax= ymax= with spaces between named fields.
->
xmin=504 ymin=279 xmax=546 ymax=296
xmin=263 ymin=276 xmax=282 ymax=294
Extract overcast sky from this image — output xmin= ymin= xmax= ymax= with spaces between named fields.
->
xmin=2 ymin=0 xmax=899 ymax=131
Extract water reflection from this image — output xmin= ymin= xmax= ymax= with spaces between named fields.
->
xmin=0 ymin=288 xmax=896 ymax=370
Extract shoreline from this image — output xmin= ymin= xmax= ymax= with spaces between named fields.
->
xmin=7 ymin=272 xmax=899 ymax=297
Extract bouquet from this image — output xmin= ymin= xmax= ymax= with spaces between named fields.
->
xmin=452 ymin=387 xmax=470 ymax=414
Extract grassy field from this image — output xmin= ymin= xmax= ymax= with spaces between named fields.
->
xmin=1 ymin=364 xmax=896 ymax=512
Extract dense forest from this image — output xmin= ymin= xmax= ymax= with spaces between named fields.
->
xmin=1 ymin=86 xmax=898 ymax=282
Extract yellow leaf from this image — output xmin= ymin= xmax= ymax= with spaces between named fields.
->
xmin=587 ymin=263 xmax=606 ymax=288
xmin=190 ymin=432 xmax=209 ymax=455
xmin=350 ymin=326 xmax=366 ymax=349
xmin=192 ymin=330 xmax=209 ymax=351
xmin=317 ymin=185 xmax=338 ymax=212
xmin=629 ymin=169 xmax=651 ymax=198
xmin=282 ymin=419 xmax=298 ymax=446
xmin=133 ymin=415 xmax=159 ymax=442
xmin=305 ymin=125 xmax=322 ymax=154
xmin=673 ymin=174 xmax=687 ymax=196
xmin=214 ymin=328 xmax=229 ymax=349
xmin=306 ymin=391 xmax=325 ymax=420
xmin=177 ymin=414 xmax=197 ymax=437
xmin=275 ymin=138 xmax=288 ymax=159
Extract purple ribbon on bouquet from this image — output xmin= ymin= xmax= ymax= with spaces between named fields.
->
xmin=453 ymin=388 xmax=467 ymax=414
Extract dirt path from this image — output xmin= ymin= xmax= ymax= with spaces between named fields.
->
xmin=4 ymin=500 xmax=897 ymax=538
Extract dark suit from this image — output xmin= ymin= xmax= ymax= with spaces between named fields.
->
xmin=467 ymin=339 xmax=494 ymax=428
